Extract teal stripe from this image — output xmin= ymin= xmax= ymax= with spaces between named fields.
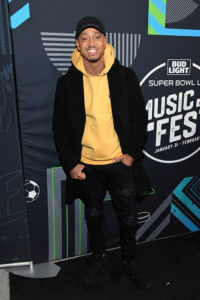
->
xmin=171 ymin=203 xmax=199 ymax=231
xmin=10 ymin=3 xmax=30 ymax=29
xmin=173 ymin=177 xmax=200 ymax=220
xmin=149 ymin=12 xmax=200 ymax=36
xmin=150 ymin=0 xmax=166 ymax=15
xmin=149 ymin=12 xmax=164 ymax=33
xmin=191 ymin=179 xmax=200 ymax=200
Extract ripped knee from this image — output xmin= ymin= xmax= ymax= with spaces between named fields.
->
xmin=115 ymin=187 xmax=136 ymax=198
xmin=120 ymin=212 xmax=137 ymax=227
xmin=85 ymin=207 xmax=103 ymax=224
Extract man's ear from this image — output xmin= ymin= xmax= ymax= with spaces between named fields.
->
xmin=75 ymin=39 xmax=80 ymax=51
xmin=104 ymin=36 xmax=107 ymax=48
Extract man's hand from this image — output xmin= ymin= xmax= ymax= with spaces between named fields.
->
xmin=70 ymin=164 xmax=86 ymax=180
xmin=113 ymin=154 xmax=134 ymax=166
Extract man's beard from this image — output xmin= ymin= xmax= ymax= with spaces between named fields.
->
xmin=82 ymin=51 xmax=104 ymax=63
xmin=88 ymin=58 xmax=100 ymax=63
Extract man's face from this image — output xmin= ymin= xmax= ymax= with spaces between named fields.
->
xmin=75 ymin=27 xmax=107 ymax=63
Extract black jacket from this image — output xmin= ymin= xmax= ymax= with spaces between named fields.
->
xmin=53 ymin=59 xmax=151 ymax=203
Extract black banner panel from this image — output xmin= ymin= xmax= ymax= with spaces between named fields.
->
xmin=166 ymin=0 xmax=200 ymax=30
xmin=0 ymin=0 xmax=31 ymax=265
xmin=8 ymin=0 xmax=200 ymax=263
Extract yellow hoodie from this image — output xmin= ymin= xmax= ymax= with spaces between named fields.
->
xmin=71 ymin=44 xmax=122 ymax=165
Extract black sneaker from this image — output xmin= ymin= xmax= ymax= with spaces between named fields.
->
xmin=82 ymin=253 xmax=107 ymax=284
xmin=122 ymin=259 xmax=153 ymax=289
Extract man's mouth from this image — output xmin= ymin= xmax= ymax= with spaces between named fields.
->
xmin=88 ymin=49 xmax=97 ymax=54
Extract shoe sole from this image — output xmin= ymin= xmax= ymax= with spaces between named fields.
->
xmin=82 ymin=261 xmax=106 ymax=284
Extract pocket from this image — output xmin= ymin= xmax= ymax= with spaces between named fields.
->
xmin=119 ymin=161 xmax=132 ymax=168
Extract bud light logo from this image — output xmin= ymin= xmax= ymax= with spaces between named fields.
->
xmin=167 ymin=59 xmax=191 ymax=75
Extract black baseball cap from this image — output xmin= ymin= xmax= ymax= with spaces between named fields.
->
xmin=75 ymin=16 xmax=106 ymax=39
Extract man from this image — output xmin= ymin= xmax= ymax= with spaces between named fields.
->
xmin=53 ymin=16 xmax=152 ymax=289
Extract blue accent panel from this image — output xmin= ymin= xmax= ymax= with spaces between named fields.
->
xmin=148 ymin=12 xmax=163 ymax=31
xmin=10 ymin=3 xmax=30 ymax=29
xmin=8 ymin=0 xmax=13 ymax=3
xmin=191 ymin=179 xmax=200 ymax=200
xmin=149 ymin=12 xmax=200 ymax=37
xmin=173 ymin=177 xmax=200 ymax=220
xmin=150 ymin=0 xmax=166 ymax=15
xmin=171 ymin=203 xmax=199 ymax=231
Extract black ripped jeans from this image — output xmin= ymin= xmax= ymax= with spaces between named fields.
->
xmin=77 ymin=161 xmax=137 ymax=262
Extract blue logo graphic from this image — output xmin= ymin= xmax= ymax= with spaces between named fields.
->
xmin=9 ymin=1 xmax=30 ymax=29
xmin=148 ymin=0 xmax=200 ymax=37
xmin=171 ymin=177 xmax=200 ymax=231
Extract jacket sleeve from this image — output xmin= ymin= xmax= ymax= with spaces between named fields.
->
xmin=125 ymin=68 xmax=148 ymax=160
xmin=53 ymin=77 xmax=79 ymax=173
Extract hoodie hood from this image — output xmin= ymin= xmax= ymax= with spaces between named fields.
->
xmin=71 ymin=43 xmax=115 ymax=76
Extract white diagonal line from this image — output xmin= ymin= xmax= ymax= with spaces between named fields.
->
xmin=193 ymin=63 xmax=200 ymax=70
xmin=138 ymin=34 xmax=141 ymax=48
xmin=44 ymin=48 xmax=75 ymax=51
xmin=130 ymin=33 xmax=133 ymax=66
xmin=42 ymin=37 xmax=75 ymax=42
xmin=53 ymin=63 xmax=71 ymax=67
xmin=126 ymin=33 xmax=129 ymax=67
xmin=113 ymin=33 xmax=116 ymax=57
xmin=47 ymin=53 xmax=72 ymax=56
xmin=122 ymin=33 xmax=125 ymax=65
xmin=145 ymin=214 xmax=171 ymax=242
xmin=118 ymin=33 xmax=121 ymax=61
xmin=134 ymin=34 xmax=137 ymax=59
xmin=49 ymin=58 xmax=71 ymax=61
xmin=0 ymin=270 xmax=9 ymax=300
xmin=43 ymin=43 xmax=75 ymax=47
xmin=136 ymin=194 xmax=172 ymax=240
xmin=140 ymin=63 xmax=166 ymax=86
xmin=41 ymin=32 xmax=75 ymax=36
xmin=109 ymin=32 xmax=112 ymax=45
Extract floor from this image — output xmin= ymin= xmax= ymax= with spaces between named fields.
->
xmin=7 ymin=231 xmax=200 ymax=300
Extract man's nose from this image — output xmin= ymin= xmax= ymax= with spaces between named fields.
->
xmin=88 ymin=38 xmax=95 ymax=46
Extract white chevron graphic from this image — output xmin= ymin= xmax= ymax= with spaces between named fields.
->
xmin=41 ymin=31 xmax=141 ymax=75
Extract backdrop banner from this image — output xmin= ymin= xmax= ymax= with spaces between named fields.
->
xmin=8 ymin=0 xmax=200 ymax=263
xmin=0 ymin=0 xmax=31 ymax=266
